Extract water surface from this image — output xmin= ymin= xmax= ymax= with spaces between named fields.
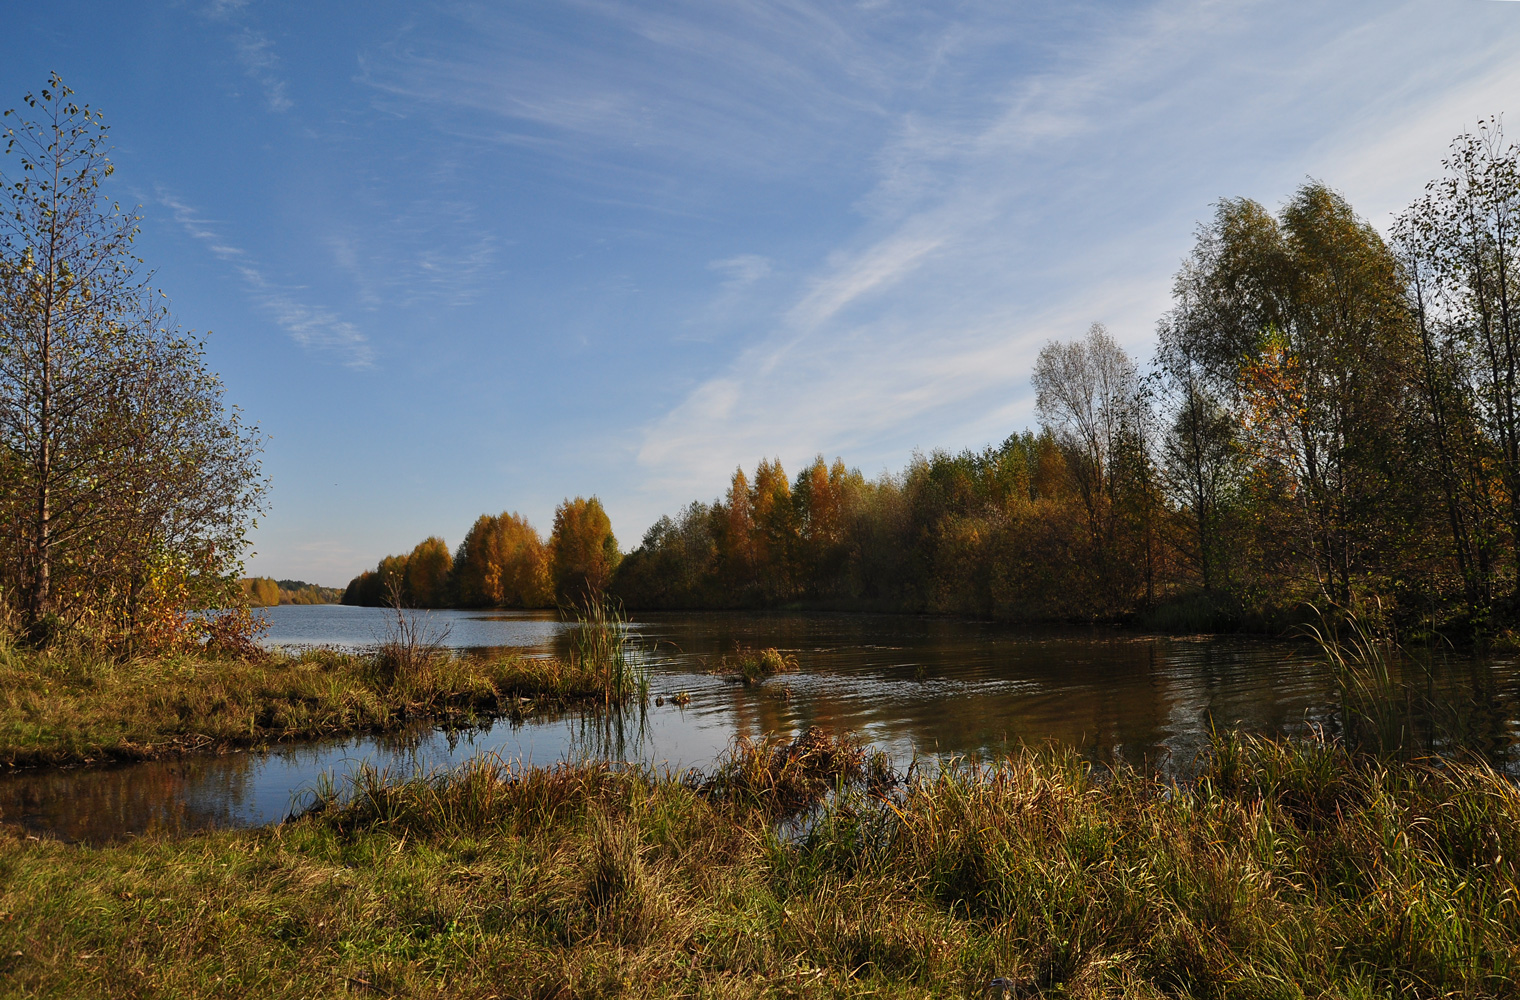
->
xmin=6 ymin=606 xmax=1518 ymax=842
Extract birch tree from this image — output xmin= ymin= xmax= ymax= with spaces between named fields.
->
xmin=0 ymin=75 xmax=264 ymax=640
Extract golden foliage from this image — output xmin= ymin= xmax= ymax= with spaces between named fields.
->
xmin=550 ymin=497 xmax=620 ymax=603
xmin=239 ymin=577 xmax=280 ymax=607
xmin=404 ymin=536 xmax=453 ymax=608
xmin=454 ymin=512 xmax=552 ymax=608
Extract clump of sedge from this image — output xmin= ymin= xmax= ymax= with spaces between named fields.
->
xmin=715 ymin=645 xmax=798 ymax=685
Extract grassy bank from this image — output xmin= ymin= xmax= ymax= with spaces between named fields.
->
xmin=0 ymin=637 xmax=641 ymax=768
xmin=4 ymin=732 xmax=1520 ymax=997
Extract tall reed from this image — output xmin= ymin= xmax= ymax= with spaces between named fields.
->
xmin=1301 ymin=603 xmax=1421 ymax=755
xmin=371 ymin=578 xmax=453 ymax=695
xmin=567 ymin=600 xmax=647 ymax=705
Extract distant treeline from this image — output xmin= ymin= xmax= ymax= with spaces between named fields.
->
xmin=341 ymin=499 xmax=619 ymax=609
xmin=347 ymin=123 xmax=1520 ymax=634
xmin=240 ymin=578 xmax=343 ymax=607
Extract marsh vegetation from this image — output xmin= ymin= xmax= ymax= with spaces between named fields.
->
xmin=713 ymin=646 xmax=800 ymax=685
xmin=0 ymin=604 xmax=645 ymax=768
xmin=6 ymin=732 xmax=1520 ymax=998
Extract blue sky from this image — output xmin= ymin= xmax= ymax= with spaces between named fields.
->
xmin=4 ymin=1 xmax=1519 ymax=586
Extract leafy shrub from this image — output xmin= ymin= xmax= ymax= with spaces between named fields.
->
xmin=199 ymin=606 xmax=269 ymax=660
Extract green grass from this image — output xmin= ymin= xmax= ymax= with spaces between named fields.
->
xmin=5 ymin=731 xmax=1520 ymax=997
xmin=0 ymin=643 xmax=640 ymax=768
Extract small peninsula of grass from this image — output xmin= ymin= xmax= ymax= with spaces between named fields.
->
xmin=0 ymin=639 xmax=640 ymax=769
xmin=3 ymin=733 xmax=1520 ymax=998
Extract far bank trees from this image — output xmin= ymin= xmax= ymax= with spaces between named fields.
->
xmin=550 ymin=497 xmax=620 ymax=604
xmin=607 ymin=133 xmax=1520 ymax=629
xmin=342 ymin=499 xmax=618 ymax=610
xmin=454 ymin=512 xmax=551 ymax=608
xmin=347 ymin=120 xmax=1520 ymax=634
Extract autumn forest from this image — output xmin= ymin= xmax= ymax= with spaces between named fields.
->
xmin=345 ymin=123 xmax=1520 ymax=637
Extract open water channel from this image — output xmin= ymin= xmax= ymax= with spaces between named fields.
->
xmin=5 ymin=605 xmax=1520 ymax=843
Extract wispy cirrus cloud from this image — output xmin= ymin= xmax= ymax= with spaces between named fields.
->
xmin=232 ymin=28 xmax=292 ymax=112
xmin=709 ymin=254 xmax=772 ymax=289
xmin=625 ymin=0 xmax=1520 ymax=514
xmin=201 ymin=0 xmax=292 ymax=113
xmin=354 ymin=0 xmax=985 ymax=183
xmin=159 ymin=190 xmax=374 ymax=368
xmin=325 ymin=200 xmax=499 ymax=312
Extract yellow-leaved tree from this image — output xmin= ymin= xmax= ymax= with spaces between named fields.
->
xmin=549 ymin=497 xmax=619 ymax=604
xmin=0 ymin=75 xmax=265 ymax=648
xmin=454 ymin=512 xmax=551 ymax=608
xmin=240 ymin=577 xmax=280 ymax=607
xmin=404 ymin=536 xmax=453 ymax=608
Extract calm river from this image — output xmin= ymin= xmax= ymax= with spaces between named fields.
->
xmin=5 ymin=605 xmax=1520 ymax=842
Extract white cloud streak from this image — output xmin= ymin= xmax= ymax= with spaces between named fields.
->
xmin=233 ymin=28 xmax=292 ymax=113
xmin=328 ymin=200 xmax=498 ymax=311
xmin=627 ymin=0 xmax=1520 ymax=513
xmin=202 ymin=0 xmax=292 ymax=113
xmin=159 ymin=190 xmax=374 ymax=368
xmin=355 ymin=0 xmax=954 ymax=181
xmin=709 ymin=254 xmax=772 ymax=289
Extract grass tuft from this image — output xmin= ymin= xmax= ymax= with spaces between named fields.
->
xmin=714 ymin=646 xmax=799 ymax=685
xmin=567 ymin=600 xmax=648 ymax=704
xmin=698 ymin=727 xmax=887 ymax=818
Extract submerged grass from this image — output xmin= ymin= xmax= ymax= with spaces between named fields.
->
xmin=6 ymin=731 xmax=1520 ymax=997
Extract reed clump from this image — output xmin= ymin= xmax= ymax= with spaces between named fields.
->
xmin=1301 ymin=603 xmax=1461 ymax=757
xmin=715 ymin=645 xmax=799 ymax=685
xmin=9 ymin=731 xmax=1520 ymax=997
xmin=699 ymin=726 xmax=889 ymax=817
xmin=567 ymin=600 xmax=648 ymax=704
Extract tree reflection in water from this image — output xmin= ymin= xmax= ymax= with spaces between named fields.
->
xmin=7 ymin=615 xmax=1520 ymax=844
xmin=0 ymin=754 xmax=256 ymax=842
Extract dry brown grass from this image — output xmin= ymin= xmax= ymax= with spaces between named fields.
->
xmin=5 ymin=732 xmax=1520 ymax=996
xmin=6 ymin=732 xmax=1520 ymax=997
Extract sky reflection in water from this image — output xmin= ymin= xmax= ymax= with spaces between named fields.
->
xmin=7 ymin=605 xmax=1520 ymax=843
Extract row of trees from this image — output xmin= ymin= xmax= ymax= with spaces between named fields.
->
xmin=613 ymin=121 xmax=1520 ymax=629
xmin=611 ymin=429 xmax=1162 ymax=618
xmin=1 ymin=77 xmax=264 ymax=648
xmin=341 ymin=497 xmax=620 ymax=608
xmin=240 ymin=578 xmax=342 ymax=606
xmin=350 ymin=120 xmax=1518 ymax=633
